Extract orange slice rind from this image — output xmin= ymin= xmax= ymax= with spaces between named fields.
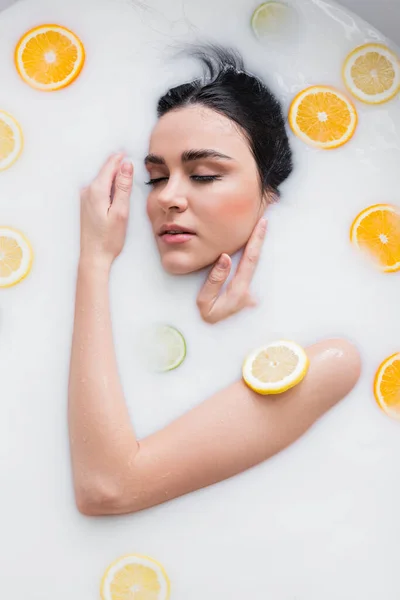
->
xmin=15 ymin=24 xmax=85 ymax=91
xmin=374 ymin=353 xmax=400 ymax=420
xmin=350 ymin=204 xmax=400 ymax=272
xmin=289 ymin=85 xmax=358 ymax=149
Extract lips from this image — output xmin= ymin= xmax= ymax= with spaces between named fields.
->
xmin=158 ymin=224 xmax=196 ymax=236
xmin=158 ymin=223 xmax=196 ymax=246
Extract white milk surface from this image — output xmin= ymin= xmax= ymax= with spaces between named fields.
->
xmin=1 ymin=0 xmax=400 ymax=597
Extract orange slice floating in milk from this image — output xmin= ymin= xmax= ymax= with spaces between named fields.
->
xmin=15 ymin=24 xmax=85 ymax=91
xmin=289 ymin=85 xmax=358 ymax=149
xmin=350 ymin=204 xmax=400 ymax=272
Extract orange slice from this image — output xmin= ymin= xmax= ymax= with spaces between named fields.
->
xmin=15 ymin=24 xmax=85 ymax=91
xmin=374 ymin=353 xmax=400 ymax=420
xmin=0 ymin=110 xmax=23 ymax=170
xmin=343 ymin=43 xmax=400 ymax=105
xmin=350 ymin=204 xmax=400 ymax=272
xmin=289 ymin=85 xmax=358 ymax=149
xmin=0 ymin=227 xmax=33 ymax=287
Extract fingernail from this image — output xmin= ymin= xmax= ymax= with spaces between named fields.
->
xmin=121 ymin=161 xmax=133 ymax=175
xmin=218 ymin=255 xmax=229 ymax=269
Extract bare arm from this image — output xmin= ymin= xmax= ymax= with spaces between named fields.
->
xmin=68 ymin=154 xmax=361 ymax=516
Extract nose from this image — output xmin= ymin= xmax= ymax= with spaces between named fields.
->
xmin=156 ymin=179 xmax=188 ymax=213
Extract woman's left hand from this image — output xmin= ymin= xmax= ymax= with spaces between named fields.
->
xmin=196 ymin=217 xmax=267 ymax=324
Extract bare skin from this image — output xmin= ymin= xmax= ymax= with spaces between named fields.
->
xmin=68 ymin=153 xmax=361 ymax=516
xmin=146 ymin=104 xmax=270 ymax=323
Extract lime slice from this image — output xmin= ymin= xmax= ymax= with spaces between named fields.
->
xmin=145 ymin=325 xmax=187 ymax=373
xmin=251 ymin=2 xmax=297 ymax=41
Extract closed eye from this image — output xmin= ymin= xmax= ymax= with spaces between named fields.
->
xmin=145 ymin=176 xmax=168 ymax=186
xmin=145 ymin=175 xmax=222 ymax=186
xmin=191 ymin=175 xmax=222 ymax=183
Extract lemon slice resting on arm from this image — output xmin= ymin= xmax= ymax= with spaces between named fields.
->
xmin=243 ymin=340 xmax=309 ymax=395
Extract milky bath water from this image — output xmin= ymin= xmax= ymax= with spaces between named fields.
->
xmin=0 ymin=0 xmax=400 ymax=597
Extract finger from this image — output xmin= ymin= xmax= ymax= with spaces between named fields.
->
xmin=95 ymin=153 xmax=124 ymax=188
xmin=197 ymin=254 xmax=231 ymax=312
xmin=234 ymin=217 xmax=267 ymax=289
xmin=111 ymin=161 xmax=134 ymax=212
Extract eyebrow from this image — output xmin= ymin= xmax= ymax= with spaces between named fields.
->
xmin=144 ymin=149 xmax=233 ymax=166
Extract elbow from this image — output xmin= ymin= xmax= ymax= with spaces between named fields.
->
xmin=74 ymin=477 xmax=135 ymax=517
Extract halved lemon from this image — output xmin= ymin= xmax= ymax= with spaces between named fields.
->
xmin=0 ymin=227 xmax=33 ymax=288
xmin=374 ymin=353 xmax=400 ymax=420
xmin=0 ymin=110 xmax=23 ymax=171
xmin=243 ymin=340 xmax=309 ymax=395
xmin=289 ymin=85 xmax=358 ymax=149
xmin=100 ymin=554 xmax=170 ymax=600
xmin=350 ymin=204 xmax=400 ymax=272
xmin=251 ymin=2 xmax=298 ymax=41
xmin=15 ymin=24 xmax=85 ymax=91
xmin=343 ymin=43 xmax=400 ymax=105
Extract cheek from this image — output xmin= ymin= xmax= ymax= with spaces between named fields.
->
xmin=146 ymin=193 xmax=156 ymax=222
xmin=209 ymin=188 xmax=260 ymax=224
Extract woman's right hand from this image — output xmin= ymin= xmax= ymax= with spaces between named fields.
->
xmin=79 ymin=153 xmax=134 ymax=269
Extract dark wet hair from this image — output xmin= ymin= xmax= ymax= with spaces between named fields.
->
xmin=157 ymin=44 xmax=293 ymax=198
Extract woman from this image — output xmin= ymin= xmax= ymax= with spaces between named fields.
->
xmin=68 ymin=46 xmax=361 ymax=516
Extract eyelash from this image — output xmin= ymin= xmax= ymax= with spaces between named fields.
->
xmin=145 ymin=175 xmax=222 ymax=186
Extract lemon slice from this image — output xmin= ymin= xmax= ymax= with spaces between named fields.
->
xmin=0 ymin=110 xmax=23 ymax=171
xmin=374 ymin=353 xmax=400 ymax=420
xmin=143 ymin=324 xmax=186 ymax=372
xmin=251 ymin=2 xmax=298 ymax=41
xmin=0 ymin=227 xmax=33 ymax=288
xmin=100 ymin=554 xmax=170 ymax=600
xmin=350 ymin=204 xmax=400 ymax=272
xmin=15 ymin=24 xmax=85 ymax=91
xmin=243 ymin=340 xmax=309 ymax=395
xmin=343 ymin=43 xmax=400 ymax=105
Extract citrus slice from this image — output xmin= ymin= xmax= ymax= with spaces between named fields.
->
xmin=374 ymin=353 xmax=400 ymax=420
xmin=343 ymin=43 xmax=400 ymax=105
xmin=251 ymin=2 xmax=298 ymax=41
xmin=350 ymin=204 xmax=400 ymax=272
xmin=289 ymin=85 xmax=358 ymax=149
xmin=15 ymin=24 xmax=85 ymax=91
xmin=243 ymin=340 xmax=309 ymax=395
xmin=143 ymin=324 xmax=186 ymax=372
xmin=0 ymin=110 xmax=23 ymax=171
xmin=0 ymin=227 xmax=33 ymax=287
xmin=100 ymin=554 xmax=170 ymax=600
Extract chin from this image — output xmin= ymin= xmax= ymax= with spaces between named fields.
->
xmin=161 ymin=253 xmax=209 ymax=275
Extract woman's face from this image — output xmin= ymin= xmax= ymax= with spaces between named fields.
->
xmin=145 ymin=104 xmax=266 ymax=275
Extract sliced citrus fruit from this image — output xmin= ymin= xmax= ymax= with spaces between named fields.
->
xmin=0 ymin=110 xmax=23 ymax=171
xmin=350 ymin=204 xmax=400 ymax=272
xmin=15 ymin=24 xmax=85 ymax=91
xmin=100 ymin=554 xmax=170 ymax=600
xmin=142 ymin=324 xmax=186 ymax=373
xmin=243 ymin=340 xmax=309 ymax=395
xmin=374 ymin=353 xmax=400 ymax=420
xmin=289 ymin=85 xmax=358 ymax=149
xmin=0 ymin=227 xmax=33 ymax=287
xmin=251 ymin=2 xmax=298 ymax=41
xmin=343 ymin=43 xmax=400 ymax=105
